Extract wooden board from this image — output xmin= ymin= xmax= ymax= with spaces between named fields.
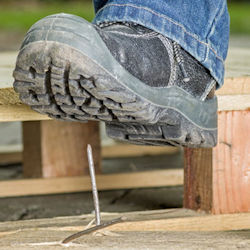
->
xmin=1 ymin=209 xmax=249 ymax=232
xmin=217 ymin=77 xmax=250 ymax=95
xmin=218 ymin=95 xmax=250 ymax=111
xmin=184 ymin=148 xmax=212 ymax=212
xmin=0 ymin=151 xmax=22 ymax=165
xmin=0 ymin=144 xmax=179 ymax=165
xmin=212 ymin=110 xmax=250 ymax=214
xmin=184 ymin=110 xmax=250 ymax=214
xmin=0 ymin=209 xmax=249 ymax=249
xmin=0 ymin=169 xmax=183 ymax=197
xmin=22 ymin=120 xmax=101 ymax=178
xmin=0 ymin=48 xmax=250 ymax=122
xmin=0 ymin=93 xmax=249 ymax=122
xmin=0 ymin=104 xmax=50 ymax=122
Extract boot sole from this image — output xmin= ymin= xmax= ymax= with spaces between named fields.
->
xmin=13 ymin=13 xmax=217 ymax=147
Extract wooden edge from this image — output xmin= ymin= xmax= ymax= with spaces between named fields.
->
xmin=0 ymin=152 xmax=22 ymax=165
xmin=0 ymin=169 xmax=183 ymax=197
xmin=218 ymin=95 xmax=250 ymax=111
xmin=0 ymin=104 xmax=50 ymax=122
xmin=218 ymin=77 xmax=250 ymax=95
xmin=60 ymin=213 xmax=250 ymax=232
xmin=0 ymin=75 xmax=249 ymax=103
xmin=0 ymin=78 xmax=250 ymax=122
xmin=1 ymin=211 xmax=249 ymax=233
xmin=0 ymin=144 xmax=179 ymax=165
xmin=0 ymin=96 xmax=249 ymax=122
xmin=0 ymin=208 xmax=196 ymax=230
xmin=102 ymin=144 xmax=179 ymax=158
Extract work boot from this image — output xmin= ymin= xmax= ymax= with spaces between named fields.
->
xmin=13 ymin=13 xmax=217 ymax=147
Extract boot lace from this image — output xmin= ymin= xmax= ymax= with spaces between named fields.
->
xmin=173 ymin=41 xmax=190 ymax=83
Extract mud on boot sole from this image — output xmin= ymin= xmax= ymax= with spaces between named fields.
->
xmin=13 ymin=13 xmax=217 ymax=147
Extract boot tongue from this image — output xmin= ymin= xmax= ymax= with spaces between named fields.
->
xmin=97 ymin=22 xmax=216 ymax=99
xmin=97 ymin=23 xmax=172 ymax=88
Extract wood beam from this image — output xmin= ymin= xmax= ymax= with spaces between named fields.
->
xmin=0 ymin=144 xmax=179 ymax=165
xmin=184 ymin=110 xmax=250 ymax=214
xmin=0 ymin=169 xmax=183 ymax=197
xmin=0 ymin=209 xmax=249 ymax=233
xmin=22 ymin=120 xmax=101 ymax=178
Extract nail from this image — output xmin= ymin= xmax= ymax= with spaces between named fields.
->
xmin=87 ymin=144 xmax=101 ymax=226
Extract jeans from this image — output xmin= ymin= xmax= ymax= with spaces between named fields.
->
xmin=92 ymin=0 xmax=230 ymax=87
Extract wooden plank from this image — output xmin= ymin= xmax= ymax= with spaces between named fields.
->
xmin=1 ymin=80 xmax=250 ymax=107
xmin=217 ymin=95 xmax=250 ymax=111
xmin=102 ymin=144 xmax=179 ymax=158
xmin=1 ymin=82 xmax=250 ymax=103
xmin=212 ymin=110 xmax=250 ymax=214
xmin=22 ymin=121 xmax=43 ymax=177
xmin=1 ymin=232 xmax=248 ymax=250
xmin=0 ymin=209 xmax=249 ymax=249
xmin=0 ymin=209 xmax=249 ymax=233
xmin=0 ymin=209 xmax=199 ymax=231
xmin=183 ymin=148 xmax=212 ymax=212
xmin=22 ymin=120 xmax=101 ymax=178
xmin=0 ymin=144 xmax=178 ymax=165
xmin=0 ymin=48 xmax=250 ymax=122
xmin=109 ymin=213 xmax=250 ymax=232
xmin=0 ymin=91 xmax=249 ymax=122
xmin=0 ymin=152 xmax=22 ymax=165
xmin=0 ymin=169 xmax=183 ymax=197
xmin=0 ymin=86 xmax=49 ymax=121
xmin=0 ymin=88 xmax=20 ymax=105
xmin=0 ymin=104 xmax=50 ymax=122
xmin=217 ymin=77 xmax=250 ymax=96
xmin=184 ymin=110 xmax=250 ymax=214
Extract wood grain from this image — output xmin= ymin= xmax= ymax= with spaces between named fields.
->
xmin=0 ymin=209 xmax=249 ymax=249
xmin=213 ymin=111 xmax=250 ymax=214
xmin=0 ymin=209 xmax=249 ymax=233
xmin=0 ymin=151 xmax=22 ymax=165
xmin=184 ymin=110 xmax=250 ymax=214
xmin=184 ymin=148 xmax=212 ymax=212
xmin=109 ymin=213 xmax=250 ymax=232
xmin=22 ymin=120 xmax=101 ymax=178
xmin=217 ymin=95 xmax=250 ymax=111
xmin=217 ymin=77 xmax=250 ymax=95
xmin=0 ymin=144 xmax=178 ymax=165
xmin=0 ymin=169 xmax=183 ymax=197
xmin=0 ymin=104 xmax=50 ymax=122
xmin=22 ymin=121 xmax=43 ymax=177
xmin=1 ymin=212 xmax=248 ymax=233
xmin=102 ymin=144 xmax=178 ymax=158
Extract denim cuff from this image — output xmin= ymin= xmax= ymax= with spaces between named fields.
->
xmin=93 ymin=3 xmax=227 ymax=87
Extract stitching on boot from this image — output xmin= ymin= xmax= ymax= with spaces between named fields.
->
xmin=157 ymin=34 xmax=177 ymax=86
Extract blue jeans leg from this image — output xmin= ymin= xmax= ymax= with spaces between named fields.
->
xmin=92 ymin=0 xmax=230 ymax=88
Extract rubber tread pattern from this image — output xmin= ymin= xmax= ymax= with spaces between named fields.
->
xmin=13 ymin=14 xmax=217 ymax=148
